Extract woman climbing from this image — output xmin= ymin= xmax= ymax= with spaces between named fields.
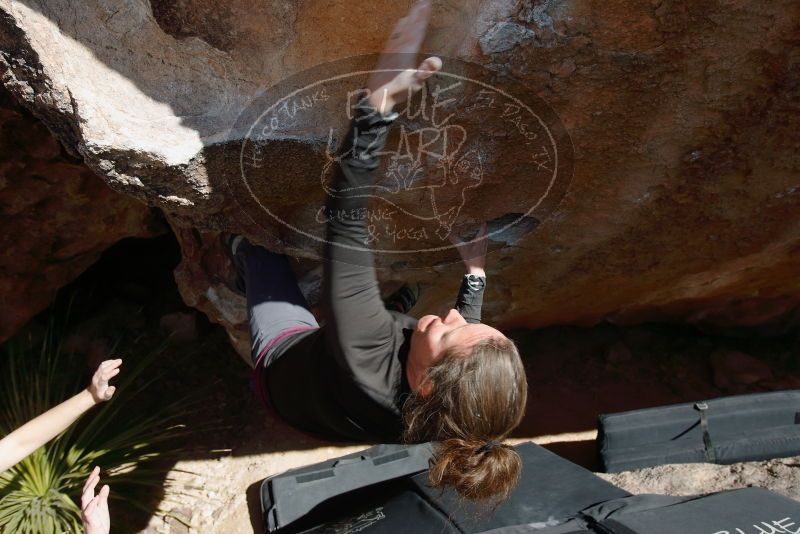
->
xmin=227 ymin=0 xmax=527 ymax=501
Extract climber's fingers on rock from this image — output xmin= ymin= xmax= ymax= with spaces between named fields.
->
xmin=414 ymin=56 xmax=442 ymax=81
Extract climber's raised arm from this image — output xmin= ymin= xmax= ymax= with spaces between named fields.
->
xmin=321 ymin=0 xmax=441 ymax=392
xmin=321 ymin=94 xmax=400 ymax=378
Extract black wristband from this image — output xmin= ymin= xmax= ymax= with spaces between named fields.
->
xmin=464 ymin=274 xmax=486 ymax=292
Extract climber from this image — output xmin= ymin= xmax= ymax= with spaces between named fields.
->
xmin=226 ymin=0 xmax=527 ymax=502
xmin=0 ymin=358 xmax=122 ymax=472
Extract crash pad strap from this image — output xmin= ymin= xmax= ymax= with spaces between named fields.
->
xmin=694 ymin=402 xmax=716 ymax=463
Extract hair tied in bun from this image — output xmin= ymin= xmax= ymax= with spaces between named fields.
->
xmin=477 ymin=439 xmax=501 ymax=454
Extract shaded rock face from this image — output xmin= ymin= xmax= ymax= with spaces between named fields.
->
xmin=1 ymin=0 xmax=799 ymax=346
xmin=168 ymin=226 xmax=251 ymax=361
xmin=0 ymin=85 xmax=162 ymax=342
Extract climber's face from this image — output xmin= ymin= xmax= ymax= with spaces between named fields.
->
xmin=407 ymin=308 xmax=506 ymax=394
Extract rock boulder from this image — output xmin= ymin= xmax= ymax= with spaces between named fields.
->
xmin=1 ymin=0 xmax=799 ymax=351
xmin=0 ymin=85 xmax=161 ymax=342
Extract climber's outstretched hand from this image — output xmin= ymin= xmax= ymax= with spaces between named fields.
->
xmin=448 ymin=222 xmax=488 ymax=276
xmin=366 ymin=0 xmax=442 ymax=114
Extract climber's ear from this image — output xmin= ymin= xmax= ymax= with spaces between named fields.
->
xmin=419 ymin=375 xmax=433 ymax=397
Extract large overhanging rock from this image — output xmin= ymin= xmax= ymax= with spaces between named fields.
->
xmin=1 ymin=0 xmax=799 ymax=354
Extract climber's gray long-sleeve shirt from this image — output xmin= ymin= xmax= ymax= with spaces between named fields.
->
xmin=262 ymin=91 xmax=486 ymax=442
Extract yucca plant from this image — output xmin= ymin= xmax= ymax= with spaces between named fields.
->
xmin=0 ymin=311 xmax=200 ymax=533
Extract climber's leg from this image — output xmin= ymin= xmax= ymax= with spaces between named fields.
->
xmin=231 ymin=238 xmax=319 ymax=368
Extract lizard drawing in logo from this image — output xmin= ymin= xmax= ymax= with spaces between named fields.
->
xmin=320 ymin=114 xmax=485 ymax=242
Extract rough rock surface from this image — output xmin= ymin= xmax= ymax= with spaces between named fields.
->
xmin=599 ymin=456 xmax=800 ymax=502
xmin=0 ymin=85 xmax=161 ymax=342
xmin=169 ymin=226 xmax=252 ymax=359
xmin=1 ymin=0 xmax=799 ymax=347
xmin=710 ymin=348 xmax=775 ymax=389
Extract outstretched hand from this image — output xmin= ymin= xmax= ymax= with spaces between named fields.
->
xmin=448 ymin=222 xmax=489 ymax=275
xmin=81 ymin=466 xmax=111 ymax=534
xmin=87 ymin=359 xmax=122 ymax=404
xmin=366 ymin=0 xmax=442 ymax=114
